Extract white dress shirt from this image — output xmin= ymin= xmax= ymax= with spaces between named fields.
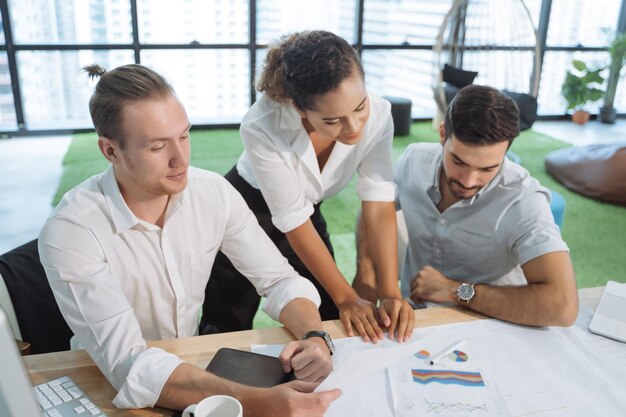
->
xmin=395 ymin=143 xmax=569 ymax=297
xmin=236 ymin=94 xmax=396 ymax=233
xmin=39 ymin=166 xmax=320 ymax=408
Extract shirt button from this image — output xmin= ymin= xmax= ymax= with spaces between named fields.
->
xmin=440 ymin=218 xmax=446 ymax=225
xmin=435 ymin=248 xmax=441 ymax=254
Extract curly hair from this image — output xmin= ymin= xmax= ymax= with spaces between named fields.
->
xmin=257 ymin=30 xmax=363 ymax=111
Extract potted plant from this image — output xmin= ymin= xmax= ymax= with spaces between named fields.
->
xmin=600 ymin=31 xmax=626 ymax=124
xmin=561 ymin=59 xmax=605 ymax=125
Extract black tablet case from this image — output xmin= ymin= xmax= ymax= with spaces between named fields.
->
xmin=171 ymin=348 xmax=294 ymax=416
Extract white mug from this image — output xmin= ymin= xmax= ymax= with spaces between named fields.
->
xmin=182 ymin=395 xmax=243 ymax=417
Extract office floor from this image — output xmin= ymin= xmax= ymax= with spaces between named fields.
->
xmin=532 ymin=119 xmax=626 ymax=147
xmin=0 ymin=136 xmax=71 ymax=255
xmin=0 ymin=118 xmax=624 ymax=256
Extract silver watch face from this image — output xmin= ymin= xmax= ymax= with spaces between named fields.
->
xmin=323 ymin=334 xmax=336 ymax=354
xmin=457 ymin=283 xmax=475 ymax=301
xmin=304 ymin=331 xmax=336 ymax=355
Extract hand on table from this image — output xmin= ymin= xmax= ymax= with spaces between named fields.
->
xmin=337 ymin=297 xmax=383 ymax=343
xmin=378 ymin=298 xmax=414 ymax=343
xmin=279 ymin=339 xmax=333 ymax=383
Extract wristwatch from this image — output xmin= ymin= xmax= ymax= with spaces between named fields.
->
xmin=456 ymin=282 xmax=476 ymax=303
xmin=303 ymin=330 xmax=336 ymax=355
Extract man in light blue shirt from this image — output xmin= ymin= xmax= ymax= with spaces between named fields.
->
xmin=355 ymin=85 xmax=578 ymax=327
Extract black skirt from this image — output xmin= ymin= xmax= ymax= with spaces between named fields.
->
xmin=200 ymin=166 xmax=339 ymax=334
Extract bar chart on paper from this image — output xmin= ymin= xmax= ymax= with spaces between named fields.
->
xmin=411 ymin=369 xmax=484 ymax=387
xmin=388 ymin=339 xmax=511 ymax=417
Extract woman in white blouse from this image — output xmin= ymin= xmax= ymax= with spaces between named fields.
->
xmin=203 ymin=31 xmax=414 ymax=343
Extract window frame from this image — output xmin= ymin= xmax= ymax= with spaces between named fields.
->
xmin=0 ymin=0 xmax=624 ymax=135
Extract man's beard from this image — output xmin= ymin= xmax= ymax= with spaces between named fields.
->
xmin=447 ymin=178 xmax=482 ymax=200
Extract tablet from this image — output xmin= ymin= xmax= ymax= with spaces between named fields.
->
xmin=171 ymin=348 xmax=293 ymax=416
xmin=589 ymin=281 xmax=626 ymax=343
xmin=206 ymin=347 xmax=295 ymax=387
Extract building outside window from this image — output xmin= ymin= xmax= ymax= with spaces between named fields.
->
xmin=0 ymin=0 xmax=624 ymax=133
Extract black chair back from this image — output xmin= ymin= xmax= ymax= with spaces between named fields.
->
xmin=0 ymin=239 xmax=73 ymax=354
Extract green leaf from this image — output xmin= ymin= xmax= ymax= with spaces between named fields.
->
xmin=562 ymin=59 xmax=607 ymax=111
xmin=588 ymin=89 xmax=604 ymax=102
xmin=573 ymin=60 xmax=586 ymax=71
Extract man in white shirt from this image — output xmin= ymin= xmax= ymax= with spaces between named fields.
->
xmin=354 ymin=85 xmax=578 ymax=327
xmin=38 ymin=64 xmax=340 ymax=416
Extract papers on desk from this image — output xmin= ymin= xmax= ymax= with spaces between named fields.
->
xmin=387 ymin=339 xmax=510 ymax=417
xmin=252 ymin=319 xmax=626 ymax=417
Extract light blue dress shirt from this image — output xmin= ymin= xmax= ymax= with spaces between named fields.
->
xmin=395 ymin=143 xmax=569 ymax=298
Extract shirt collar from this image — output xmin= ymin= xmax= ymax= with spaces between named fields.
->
xmin=429 ymin=150 xmax=507 ymax=207
xmin=102 ymin=166 xmax=141 ymax=234
xmin=164 ymin=182 xmax=189 ymax=223
xmin=427 ymin=151 xmax=443 ymax=205
xmin=102 ymin=166 xmax=189 ymax=234
xmin=279 ymin=102 xmax=324 ymax=191
xmin=468 ymin=157 xmax=507 ymax=204
xmin=279 ymin=100 xmax=303 ymax=130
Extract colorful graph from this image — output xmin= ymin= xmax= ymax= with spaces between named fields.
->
xmin=415 ymin=350 xmax=430 ymax=359
xmin=448 ymin=350 xmax=469 ymax=362
xmin=411 ymin=369 xmax=485 ymax=387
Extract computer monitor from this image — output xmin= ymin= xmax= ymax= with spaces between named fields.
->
xmin=0 ymin=308 xmax=41 ymax=417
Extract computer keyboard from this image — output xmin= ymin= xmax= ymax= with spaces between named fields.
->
xmin=33 ymin=376 xmax=107 ymax=417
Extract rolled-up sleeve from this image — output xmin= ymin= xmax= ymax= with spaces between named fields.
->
xmin=217 ymin=180 xmax=321 ymax=319
xmin=39 ymin=218 xmax=182 ymax=408
xmin=113 ymin=348 xmax=182 ymax=408
xmin=356 ymin=112 xmax=395 ymax=202
xmin=272 ymin=204 xmax=315 ymax=235
xmin=240 ymin=125 xmax=313 ymax=233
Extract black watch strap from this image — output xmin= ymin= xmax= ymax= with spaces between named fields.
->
xmin=302 ymin=330 xmax=335 ymax=355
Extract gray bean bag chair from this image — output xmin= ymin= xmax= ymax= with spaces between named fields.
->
xmin=545 ymin=143 xmax=626 ymax=207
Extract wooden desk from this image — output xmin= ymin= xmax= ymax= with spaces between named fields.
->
xmin=24 ymin=287 xmax=604 ymax=417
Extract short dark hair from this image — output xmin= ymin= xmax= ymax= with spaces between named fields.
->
xmin=257 ymin=30 xmax=364 ymax=111
xmin=85 ymin=64 xmax=174 ymax=146
xmin=444 ymin=85 xmax=520 ymax=147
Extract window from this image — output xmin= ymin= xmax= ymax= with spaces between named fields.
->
xmin=0 ymin=52 xmax=16 ymax=130
xmin=137 ymin=0 xmax=248 ymax=44
xmin=536 ymin=0 xmax=624 ymax=115
xmin=140 ymin=49 xmax=250 ymax=123
xmin=0 ymin=0 xmax=625 ymax=133
xmin=17 ymin=50 xmax=134 ymax=129
xmin=8 ymin=0 xmax=133 ymax=44
xmin=522 ymin=0 xmax=543 ymax=29
xmin=256 ymin=0 xmax=358 ymax=44
xmin=616 ymin=76 xmax=626 ymax=112
xmin=362 ymin=49 xmax=436 ymax=117
xmin=547 ymin=0 xmax=622 ymax=47
xmin=538 ymin=51 xmax=609 ymax=115
xmin=0 ymin=12 xmax=5 ymax=43
xmin=362 ymin=0 xmax=451 ymax=45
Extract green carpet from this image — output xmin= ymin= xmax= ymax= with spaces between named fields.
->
xmin=54 ymin=122 xmax=626 ymax=328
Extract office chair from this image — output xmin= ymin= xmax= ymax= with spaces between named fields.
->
xmin=0 ymin=239 xmax=73 ymax=354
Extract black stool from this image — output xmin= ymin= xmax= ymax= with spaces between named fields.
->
xmin=384 ymin=96 xmax=412 ymax=136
